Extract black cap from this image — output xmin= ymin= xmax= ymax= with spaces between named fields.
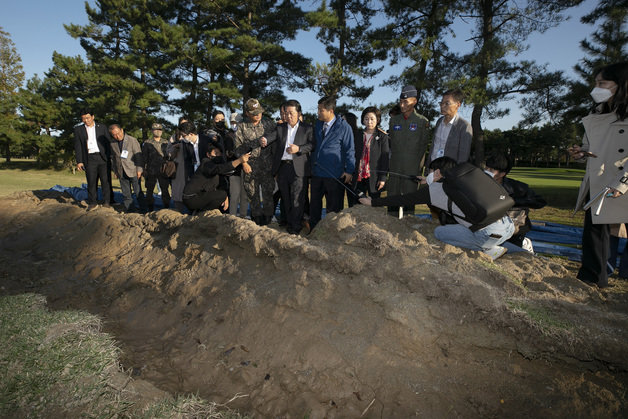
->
xmin=400 ymin=85 xmax=418 ymax=99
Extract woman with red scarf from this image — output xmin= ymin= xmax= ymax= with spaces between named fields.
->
xmin=352 ymin=106 xmax=390 ymax=200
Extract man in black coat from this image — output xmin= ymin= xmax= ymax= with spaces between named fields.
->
xmin=183 ymin=142 xmax=250 ymax=213
xmin=262 ymin=99 xmax=314 ymax=234
xmin=73 ymin=109 xmax=112 ymax=209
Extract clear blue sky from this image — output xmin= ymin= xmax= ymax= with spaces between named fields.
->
xmin=2 ymin=0 xmax=598 ymax=130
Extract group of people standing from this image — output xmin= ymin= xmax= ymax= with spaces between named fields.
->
xmin=73 ymin=61 xmax=628 ymax=288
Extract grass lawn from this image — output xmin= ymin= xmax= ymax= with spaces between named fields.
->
xmin=509 ymin=167 xmax=584 ymax=226
xmin=0 ymin=158 xmax=123 ymax=198
xmin=0 ymin=293 xmax=244 ymax=418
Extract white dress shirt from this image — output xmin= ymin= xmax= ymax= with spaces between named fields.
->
xmin=282 ymin=122 xmax=299 ymax=160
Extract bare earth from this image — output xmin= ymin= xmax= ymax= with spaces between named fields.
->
xmin=0 ymin=190 xmax=626 ymax=418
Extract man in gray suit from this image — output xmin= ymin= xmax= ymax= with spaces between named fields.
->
xmin=109 ymin=124 xmax=145 ymax=212
xmin=425 ymin=89 xmax=473 ymax=170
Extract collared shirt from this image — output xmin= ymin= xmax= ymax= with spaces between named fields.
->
xmin=86 ymin=124 xmax=99 ymax=153
xmin=282 ymin=122 xmax=299 ymax=160
xmin=431 ymin=114 xmax=458 ymax=161
xmin=324 ymin=116 xmax=336 ymax=136
xmin=192 ymin=140 xmax=200 ymax=172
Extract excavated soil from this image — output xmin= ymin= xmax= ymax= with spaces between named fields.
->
xmin=0 ymin=190 xmax=627 ymax=418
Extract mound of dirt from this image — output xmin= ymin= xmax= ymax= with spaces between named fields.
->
xmin=1 ymin=190 xmax=626 ymax=417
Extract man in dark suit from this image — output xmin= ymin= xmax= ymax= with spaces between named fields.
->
xmin=73 ymin=109 xmax=112 ymax=209
xmin=425 ymin=88 xmax=473 ymax=170
xmin=263 ymin=100 xmax=314 ymax=234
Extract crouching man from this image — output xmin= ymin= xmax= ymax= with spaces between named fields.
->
xmin=183 ymin=140 xmax=251 ymax=213
xmin=360 ymin=156 xmax=515 ymax=260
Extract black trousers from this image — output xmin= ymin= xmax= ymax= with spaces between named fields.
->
xmin=310 ymin=176 xmax=344 ymax=228
xmin=86 ymin=153 xmax=111 ymax=205
xmin=578 ymin=207 xmax=610 ymax=287
xmin=183 ymin=189 xmax=228 ymax=212
xmin=145 ymin=174 xmax=171 ymax=209
xmin=277 ymin=161 xmax=306 ymax=233
xmin=609 ymin=225 xmax=628 ymax=278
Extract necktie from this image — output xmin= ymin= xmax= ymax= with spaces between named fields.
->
xmin=323 ymin=123 xmax=328 ymax=138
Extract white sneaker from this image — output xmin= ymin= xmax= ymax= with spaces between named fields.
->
xmin=521 ymin=237 xmax=534 ymax=253
xmin=483 ymin=246 xmax=507 ymax=260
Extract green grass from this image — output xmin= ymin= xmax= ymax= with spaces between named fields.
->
xmin=0 ymin=159 xmax=86 ymax=197
xmin=0 ymin=293 xmax=130 ymax=417
xmin=507 ymin=300 xmax=574 ymax=336
xmin=0 ymin=293 xmax=246 ymax=418
xmin=509 ymin=167 xmax=585 ymax=226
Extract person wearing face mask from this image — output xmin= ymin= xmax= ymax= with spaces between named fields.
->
xmin=168 ymin=121 xmax=201 ymax=213
xmin=569 ymin=62 xmax=628 ymax=289
xmin=360 ymin=156 xmax=514 ymax=260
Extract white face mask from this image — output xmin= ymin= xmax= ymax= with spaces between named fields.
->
xmin=426 ymin=172 xmax=435 ymax=185
xmin=484 ymin=169 xmax=495 ymax=178
xmin=590 ymin=87 xmax=614 ymax=104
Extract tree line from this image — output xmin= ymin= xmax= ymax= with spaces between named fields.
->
xmin=0 ymin=0 xmax=626 ymax=168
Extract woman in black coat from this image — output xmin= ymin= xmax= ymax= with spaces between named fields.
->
xmin=352 ymin=106 xmax=390 ymax=200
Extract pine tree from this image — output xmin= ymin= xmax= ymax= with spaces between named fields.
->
xmin=371 ymin=0 xmax=463 ymax=119
xmin=455 ymin=0 xmax=582 ymax=165
xmin=218 ymin=0 xmax=310 ymax=110
xmin=64 ymin=0 xmax=171 ymax=137
xmin=307 ymin=0 xmax=382 ymax=101
xmin=0 ymin=28 xmax=25 ymax=162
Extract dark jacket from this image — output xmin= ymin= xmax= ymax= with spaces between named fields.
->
xmin=266 ymin=121 xmax=315 ymax=177
xmin=167 ymin=140 xmax=197 ymax=202
xmin=73 ymin=122 xmax=111 ymax=166
xmin=142 ymin=138 xmax=168 ymax=177
xmin=312 ymin=117 xmax=355 ymax=178
xmin=352 ymin=128 xmax=390 ymax=194
xmin=183 ymin=157 xmax=234 ymax=197
xmin=501 ymin=176 xmax=546 ymax=247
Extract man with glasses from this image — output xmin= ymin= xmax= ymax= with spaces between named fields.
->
xmin=425 ymin=88 xmax=472 ymax=169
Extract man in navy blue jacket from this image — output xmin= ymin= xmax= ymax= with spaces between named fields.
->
xmin=310 ymin=96 xmax=356 ymax=229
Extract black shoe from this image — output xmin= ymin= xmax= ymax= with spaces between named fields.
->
xmin=253 ymin=216 xmax=264 ymax=226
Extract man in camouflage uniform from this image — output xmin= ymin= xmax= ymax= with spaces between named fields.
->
xmin=235 ymin=98 xmax=277 ymax=226
xmin=142 ymin=122 xmax=171 ymax=211
xmin=387 ymin=85 xmax=430 ymax=216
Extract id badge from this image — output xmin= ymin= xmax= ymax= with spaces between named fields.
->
xmin=121 ymin=150 xmax=129 ymax=159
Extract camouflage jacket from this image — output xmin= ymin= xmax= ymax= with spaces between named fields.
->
xmin=234 ymin=117 xmax=276 ymax=164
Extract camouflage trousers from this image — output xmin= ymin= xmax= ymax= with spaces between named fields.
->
xmin=243 ymin=162 xmax=275 ymax=217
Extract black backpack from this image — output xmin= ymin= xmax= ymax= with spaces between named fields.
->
xmin=442 ymin=162 xmax=514 ymax=231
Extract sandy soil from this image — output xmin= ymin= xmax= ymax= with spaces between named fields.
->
xmin=0 ymin=190 xmax=626 ymax=418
